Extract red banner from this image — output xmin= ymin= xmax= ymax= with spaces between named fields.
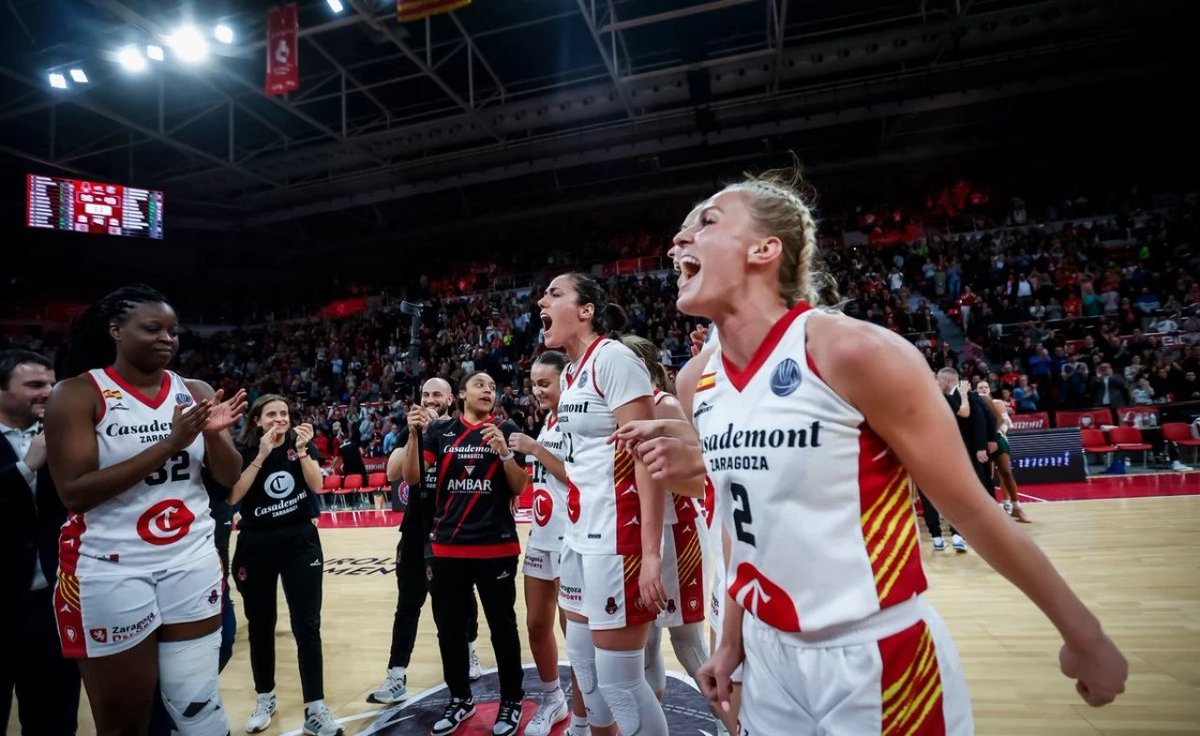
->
xmin=1055 ymin=408 xmax=1114 ymax=430
xmin=265 ymin=4 xmax=299 ymax=96
xmin=1010 ymin=412 xmax=1049 ymax=431
xmin=397 ymin=0 xmax=471 ymax=22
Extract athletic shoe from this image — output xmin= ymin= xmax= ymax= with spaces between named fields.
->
xmin=303 ymin=705 xmax=344 ymax=736
xmin=525 ymin=689 xmax=568 ymax=736
xmin=1002 ymin=501 xmax=1013 ymax=515
xmin=932 ymin=536 xmax=946 ymax=552
xmin=370 ymin=669 xmax=408 ymax=703
xmin=952 ymin=534 xmax=967 ymax=553
xmin=491 ymin=699 xmax=523 ymax=736
xmin=245 ymin=693 xmax=276 ymax=733
xmin=468 ymin=644 xmax=483 ymax=681
xmin=431 ymin=698 xmax=476 ymax=736
xmin=1172 ymin=460 xmax=1193 ymax=472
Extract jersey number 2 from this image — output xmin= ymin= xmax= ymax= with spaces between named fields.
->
xmin=145 ymin=451 xmax=191 ymax=486
xmin=730 ymin=482 xmax=756 ymax=546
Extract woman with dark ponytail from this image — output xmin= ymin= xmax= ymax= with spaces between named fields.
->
xmin=536 ymin=272 xmax=670 ymax=736
xmin=44 ymin=285 xmax=247 ymax=736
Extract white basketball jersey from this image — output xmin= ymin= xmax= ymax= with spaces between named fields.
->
xmin=60 ymin=368 xmax=214 ymax=573
xmin=694 ymin=304 xmax=927 ymax=633
xmin=557 ymin=338 xmax=654 ymax=555
xmin=527 ymin=414 xmax=568 ymax=551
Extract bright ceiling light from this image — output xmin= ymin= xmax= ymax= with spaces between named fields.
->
xmin=214 ymin=24 xmax=234 ymax=44
xmin=146 ymin=44 xmax=164 ymax=61
xmin=167 ymin=25 xmax=209 ymax=63
xmin=69 ymin=68 xmax=88 ymax=83
xmin=48 ymin=72 xmax=68 ymax=89
xmin=327 ymin=0 xmax=345 ymax=13
xmin=118 ymin=46 xmax=147 ymax=71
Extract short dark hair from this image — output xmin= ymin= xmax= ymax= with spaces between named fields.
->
xmin=533 ymin=350 xmax=568 ymax=373
xmin=0 ymin=350 xmax=53 ymax=390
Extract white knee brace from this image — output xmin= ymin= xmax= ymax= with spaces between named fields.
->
xmin=159 ymin=630 xmax=229 ymax=736
xmin=668 ymin=622 xmax=709 ymax=684
xmin=595 ymin=647 xmax=668 ymax=736
xmin=643 ymin=625 xmax=667 ymax=694
xmin=564 ymin=619 xmax=614 ymax=728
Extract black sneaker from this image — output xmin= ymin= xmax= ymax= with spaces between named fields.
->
xmin=431 ymin=698 xmax=475 ymax=736
xmin=491 ymin=699 xmax=523 ymax=736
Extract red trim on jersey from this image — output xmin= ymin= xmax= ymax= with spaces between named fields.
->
xmin=806 ymin=352 xmax=823 ymax=379
xmin=104 ymin=366 xmax=172 ymax=409
xmin=877 ymin=621 xmax=946 ymax=735
xmin=566 ymin=336 xmax=604 ymax=388
xmin=458 ymin=413 xmax=496 ymax=430
xmin=431 ymin=541 xmax=521 ymax=558
xmin=721 ymin=301 xmax=812 ymax=392
xmin=85 ymin=371 xmax=107 ymax=424
xmin=545 ymin=413 xmax=557 ymax=429
xmin=858 ymin=422 xmax=927 ymax=609
xmin=55 ymin=513 xmax=86 ymax=658
xmin=613 ymin=448 xmax=641 ymax=555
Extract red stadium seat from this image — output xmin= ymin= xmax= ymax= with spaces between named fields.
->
xmin=339 ymin=473 xmax=364 ymax=510
xmin=1162 ymin=423 xmax=1200 ymax=464
xmin=1107 ymin=426 xmax=1152 ymax=469
xmin=1080 ymin=429 xmax=1117 ymax=471
xmin=367 ymin=472 xmax=389 ymax=494
xmin=315 ymin=474 xmax=342 ymax=511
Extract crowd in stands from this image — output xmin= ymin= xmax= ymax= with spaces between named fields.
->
xmin=5 ymin=182 xmax=1198 ymax=463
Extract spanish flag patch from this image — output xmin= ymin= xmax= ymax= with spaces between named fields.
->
xmin=102 ymin=389 xmax=123 ymax=399
xmin=696 ymin=372 xmax=717 ymax=393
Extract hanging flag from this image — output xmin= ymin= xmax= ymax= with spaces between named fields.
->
xmin=397 ymin=0 xmax=471 ymax=23
xmin=265 ymin=3 xmax=299 ymax=96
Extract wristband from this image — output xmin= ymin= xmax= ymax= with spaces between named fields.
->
xmin=498 ymin=451 xmax=515 ymax=462
xmin=297 ymin=451 xmax=309 ymax=459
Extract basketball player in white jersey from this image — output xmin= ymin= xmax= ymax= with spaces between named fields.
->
xmin=654 ymin=170 xmax=1127 ymax=733
xmin=537 ymin=272 xmax=670 ymax=736
xmin=45 ymin=285 xmax=247 ymax=736
xmin=505 ymin=350 xmax=589 ymax=736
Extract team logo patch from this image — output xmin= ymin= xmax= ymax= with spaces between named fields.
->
xmin=566 ymin=480 xmax=581 ymax=524
xmin=577 ymin=370 xmax=589 ymax=389
xmin=237 ymin=566 xmax=247 ymax=582
xmin=770 ymin=358 xmax=802 ymax=397
xmin=208 ymin=588 xmax=220 ymax=605
xmin=667 ymin=599 xmax=677 ymax=614
xmin=135 ymin=499 xmax=195 ymax=546
xmin=264 ymin=471 xmax=296 ymax=500
xmin=730 ymin=561 xmax=801 ymax=632
xmin=175 ymin=392 xmax=193 ymax=406
xmin=101 ymin=389 xmax=123 ymax=399
xmin=89 ymin=627 xmax=108 ymax=643
xmin=605 ymin=597 xmax=618 ymax=615
xmin=65 ymin=627 xmax=78 ymax=643
xmin=426 ymin=563 xmax=434 ymax=582
xmin=363 ymin=665 xmax=714 ymax=734
xmin=532 ymin=489 xmax=553 ymax=527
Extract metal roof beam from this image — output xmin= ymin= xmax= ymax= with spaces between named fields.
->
xmin=575 ymin=0 xmax=635 ymax=118
xmin=599 ymin=0 xmax=758 ymax=33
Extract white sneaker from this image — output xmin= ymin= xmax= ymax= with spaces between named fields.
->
xmin=1172 ymin=460 xmax=1192 ymax=472
xmin=432 ymin=698 xmax=476 ymax=735
xmin=1002 ymin=501 xmax=1013 ymax=515
xmin=245 ymin=693 xmax=276 ymax=733
xmin=468 ymin=644 xmax=483 ymax=681
xmin=951 ymin=534 xmax=967 ymax=553
xmin=303 ymin=705 xmax=345 ymax=736
xmin=932 ymin=536 xmax=946 ymax=551
xmin=371 ymin=669 xmax=408 ymax=703
xmin=525 ymin=689 xmax=568 ymax=736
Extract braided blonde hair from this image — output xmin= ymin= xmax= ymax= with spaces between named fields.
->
xmin=723 ymin=166 xmax=839 ymax=308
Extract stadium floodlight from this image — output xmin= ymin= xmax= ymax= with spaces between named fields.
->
xmin=118 ymin=46 xmax=147 ymax=71
xmin=49 ymin=72 xmax=68 ymax=89
xmin=167 ymin=25 xmax=209 ymax=63
xmin=327 ymin=0 xmax=345 ymax=13
xmin=69 ymin=68 xmax=88 ymax=83
xmin=146 ymin=44 xmax=165 ymax=61
xmin=214 ymin=24 xmax=234 ymax=44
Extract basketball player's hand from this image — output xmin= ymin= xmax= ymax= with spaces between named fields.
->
xmin=24 ymin=432 xmax=47 ymax=471
xmin=1060 ymin=632 xmax=1128 ymax=706
xmin=294 ymin=423 xmax=315 ymax=451
xmin=638 ymin=553 xmax=667 ymax=612
xmin=608 ymin=419 xmax=696 ymax=456
xmin=637 ymin=437 xmax=707 ymax=482
xmin=689 ymin=323 xmax=710 ymax=357
xmin=204 ymin=388 xmax=248 ymax=435
xmin=699 ymin=642 xmax=744 ymax=712
xmin=168 ymin=399 xmax=212 ymax=451
xmin=976 ymin=450 xmax=989 ymax=463
xmin=482 ymin=424 xmax=508 ymax=455
xmin=507 ymin=432 xmax=538 ymax=456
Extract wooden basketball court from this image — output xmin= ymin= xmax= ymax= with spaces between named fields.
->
xmin=19 ymin=494 xmax=1200 ymax=735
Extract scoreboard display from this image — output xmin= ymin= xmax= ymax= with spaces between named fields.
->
xmin=26 ymin=174 xmax=164 ymax=239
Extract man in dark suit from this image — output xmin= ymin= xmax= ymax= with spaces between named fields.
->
xmin=0 ymin=349 xmax=81 ymax=734
xmin=1089 ymin=362 xmax=1131 ymax=409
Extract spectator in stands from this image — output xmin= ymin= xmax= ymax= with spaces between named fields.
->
xmin=1013 ymin=375 xmax=1040 ymax=412
xmin=1130 ymin=378 xmax=1155 ymax=405
xmin=1061 ymin=354 xmax=1090 ymax=409
xmin=1090 ymin=363 xmax=1130 ymax=409
xmin=382 ymin=422 xmax=402 ymax=455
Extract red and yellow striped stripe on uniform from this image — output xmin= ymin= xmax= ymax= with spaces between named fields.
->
xmin=878 ymin=621 xmax=946 ymax=734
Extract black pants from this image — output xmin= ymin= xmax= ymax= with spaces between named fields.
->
xmin=918 ymin=489 xmax=957 ymax=539
xmin=234 ymin=523 xmax=325 ymax=702
xmin=973 ymin=454 xmax=996 ymax=499
xmin=429 ymin=555 xmax=524 ymax=702
xmin=0 ymin=585 xmax=81 ymax=735
xmin=388 ymin=527 xmax=478 ymax=669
